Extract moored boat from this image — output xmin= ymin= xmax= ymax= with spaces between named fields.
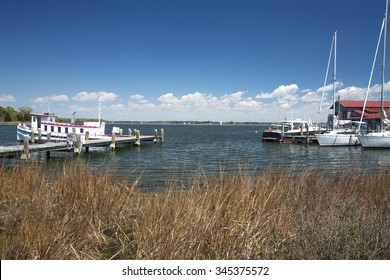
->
xmin=357 ymin=0 xmax=390 ymax=148
xmin=262 ymin=120 xmax=316 ymax=142
xmin=316 ymin=120 xmax=364 ymax=146
xmin=17 ymin=112 xmax=107 ymax=143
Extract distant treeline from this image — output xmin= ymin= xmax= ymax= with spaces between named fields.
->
xmin=0 ymin=106 xmax=270 ymax=124
xmin=112 ymin=120 xmax=269 ymax=125
xmin=0 ymin=106 xmax=32 ymax=122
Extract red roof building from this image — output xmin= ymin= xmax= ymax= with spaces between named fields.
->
xmin=330 ymin=100 xmax=390 ymax=129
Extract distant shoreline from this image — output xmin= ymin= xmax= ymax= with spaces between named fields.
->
xmin=0 ymin=121 xmax=271 ymax=126
xmin=0 ymin=122 xmax=19 ymax=126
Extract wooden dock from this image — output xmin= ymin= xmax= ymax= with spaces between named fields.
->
xmin=282 ymin=134 xmax=318 ymax=144
xmin=0 ymin=128 xmax=164 ymax=160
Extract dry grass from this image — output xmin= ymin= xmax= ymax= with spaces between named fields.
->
xmin=0 ymin=162 xmax=389 ymax=259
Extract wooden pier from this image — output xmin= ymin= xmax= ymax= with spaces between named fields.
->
xmin=0 ymin=128 xmax=164 ymax=160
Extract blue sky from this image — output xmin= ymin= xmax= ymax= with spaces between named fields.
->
xmin=0 ymin=0 xmax=389 ymax=122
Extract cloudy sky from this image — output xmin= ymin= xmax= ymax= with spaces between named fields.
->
xmin=0 ymin=0 xmax=389 ymax=122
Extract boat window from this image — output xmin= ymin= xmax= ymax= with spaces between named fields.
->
xmin=44 ymin=125 xmax=47 ymax=131
xmin=58 ymin=127 xmax=61 ymax=133
xmin=80 ymin=128 xmax=84 ymax=133
xmin=51 ymin=126 xmax=54 ymax=132
xmin=65 ymin=127 xmax=68 ymax=133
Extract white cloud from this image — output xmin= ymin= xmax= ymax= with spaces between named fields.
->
xmin=32 ymin=94 xmax=69 ymax=103
xmin=0 ymin=95 xmax=16 ymax=102
xmin=300 ymin=91 xmax=321 ymax=102
xmin=72 ymin=91 xmax=118 ymax=102
xmin=128 ymin=94 xmax=155 ymax=110
xmin=154 ymin=91 xmax=264 ymax=120
xmin=317 ymin=81 xmax=344 ymax=93
xmin=130 ymin=94 xmax=145 ymax=101
xmin=256 ymin=84 xmax=299 ymax=99
xmin=110 ymin=104 xmax=125 ymax=110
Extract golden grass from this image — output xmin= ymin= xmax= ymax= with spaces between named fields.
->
xmin=0 ymin=162 xmax=389 ymax=259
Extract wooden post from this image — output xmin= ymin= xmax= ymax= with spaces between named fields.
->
xmin=306 ymin=123 xmax=310 ymax=144
xmin=85 ymin=131 xmax=89 ymax=141
xmin=128 ymin=128 xmax=132 ymax=136
xmin=46 ymin=151 xmax=50 ymax=160
xmin=120 ymin=129 xmax=123 ymax=136
xmin=110 ymin=131 xmax=116 ymax=150
xmin=47 ymin=132 xmax=51 ymax=143
xmin=74 ymin=134 xmax=82 ymax=154
xmin=281 ymin=126 xmax=285 ymax=142
xmin=135 ymin=129 xmax=141 ymax=146
xmin=38 ymin=128 xmax=42 ymax=143
xmin=154 ymin=129 xmax=158 ymax=143
xmin=21 ymin=135 xmax=29 ymax=160
xmin=31 ymin=130 xmax=35 ymax=144
xmin=161 ymin=128 xmax=164 ymax=143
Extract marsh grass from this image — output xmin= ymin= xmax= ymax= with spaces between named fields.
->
xmin=0 ymin=162 xmax=389 ymax=259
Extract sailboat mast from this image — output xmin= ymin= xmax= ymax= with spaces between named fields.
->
xmin=381 ymin=0 xmax=388 ymax=132
xmin=333 ymin=30 xmax=337 ymax=128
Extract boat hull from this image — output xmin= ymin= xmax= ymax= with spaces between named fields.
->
xmin=17 ymin=125 xmax=109 ymax=143
xmin=358 ymin=133 xmax=390 ymax=148
xmin=316 ymin=133 xmax=360 ymax=146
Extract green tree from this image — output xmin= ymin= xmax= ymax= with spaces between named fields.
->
xmin=0 ymin=106 xmax=5 ymax=122
xmin=18 ymin=107 xmax=32 ymax=122
xmin=4 ymin=106 xmax=18 ymax=122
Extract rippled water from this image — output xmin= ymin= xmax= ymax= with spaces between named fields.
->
xmin=1 ymin=123 xmax=390 ymax=188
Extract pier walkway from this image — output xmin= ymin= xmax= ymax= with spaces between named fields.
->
xmin=0 ymin=129 xmax=164 ymax=160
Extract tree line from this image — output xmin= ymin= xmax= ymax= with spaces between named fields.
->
xmin=0 ymin=106 xmax=32 ymax=122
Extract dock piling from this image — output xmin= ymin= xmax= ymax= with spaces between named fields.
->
xmin=161 ymin=129 xmax=165 ymax=143
xmin=110 ymin=132 xmax=116 ymax=150
xmin=135 ymin=130 xmax=141 ymax=146
xmin=154 ymin=129 xmax=158 ymax=143
xmin=21 ymin=135 xmax=29 ymax=160
xmin=74 ymin=134 xmax=82 ymax=154
xmin=306 ymin=124 xmax=310 ymax=144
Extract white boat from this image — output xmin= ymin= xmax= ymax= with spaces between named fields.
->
xmin=262 ymin=119 xmax=316 ymax=142
xmin=316 ymin=120 xmax=364 ymax=146
xmin=358 ymin=0 xmax=390 ymax=148
xmin=314 ymin=30 xmax=363 ymax=146
xmin=17 ymin=112 xmax=107 ymax=143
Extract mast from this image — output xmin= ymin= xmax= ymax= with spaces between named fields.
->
xmin=333 ymin=30 xmax=337 ymax=129
xmin=381 ymin=0 xmax=388 ymax=132
xmin=316 ymin=32 xmax=335 ymax=129
xmin=98 ymin=102 xmax=101 ymax=124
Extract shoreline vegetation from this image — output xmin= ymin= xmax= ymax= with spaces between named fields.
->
xmin=0 ymin=162 xmax=389 ymax=260
xmin=0 ymin=104 xmax=272 ymax=125
xmin=0 ymin=120 xmax=271 ymax=126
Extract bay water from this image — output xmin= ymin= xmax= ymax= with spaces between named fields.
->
xmin=1 ymin=124 xmax=389 ymax=188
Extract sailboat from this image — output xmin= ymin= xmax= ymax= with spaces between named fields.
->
xmin=315 ymin=31 xmax=363 ymax=146
xmin=358 ymin=0 xmax=390 ymax=148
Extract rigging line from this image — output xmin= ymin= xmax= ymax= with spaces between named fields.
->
xmin=359 ymin=16 xmax=385 ymax=130
xmin=316 ymin=31 xmax=335 ymax=127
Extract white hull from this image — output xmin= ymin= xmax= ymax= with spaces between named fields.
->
xmin=358 ymin=133 xmax=390 ymax=148
xmin=316 ymin=133 xmax=360 ymax=146
xmin=17 ymin=125 xmax=109 ymax=143
xmin=262 ymin=120 xmax=318 ymax=142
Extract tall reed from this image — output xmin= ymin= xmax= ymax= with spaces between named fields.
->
xmin=0 ymin=162 xmax=389 ymax=259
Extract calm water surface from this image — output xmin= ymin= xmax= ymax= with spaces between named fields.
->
xmin=1 ymin=124 xmax=389 ymax=188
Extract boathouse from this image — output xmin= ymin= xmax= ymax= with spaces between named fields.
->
xmin=330 ymin=100 xmax=390 ymax=129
